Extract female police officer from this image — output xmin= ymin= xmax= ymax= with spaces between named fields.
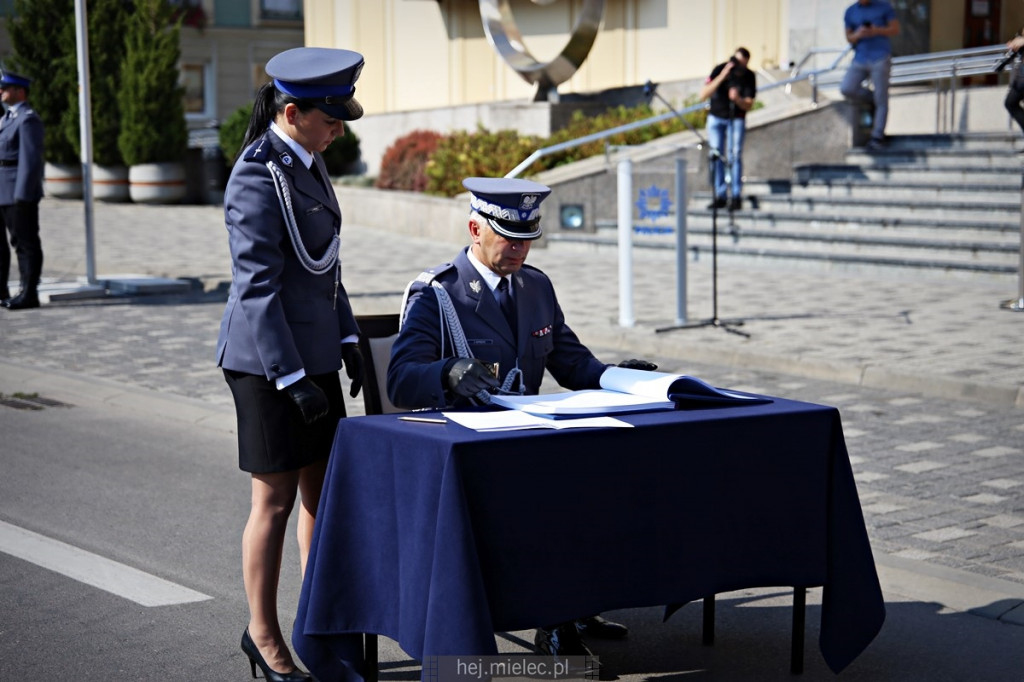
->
xmin=216 ymin=47 xmax=365 ymax=681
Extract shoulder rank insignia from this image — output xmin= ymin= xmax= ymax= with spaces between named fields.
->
xmin=245 ymin=136 xmax=272 ymax=163
xmin=469 ymin=279 xmax=482 ymax=294
xmin=532 ymin=325 xmax=553 ymax=337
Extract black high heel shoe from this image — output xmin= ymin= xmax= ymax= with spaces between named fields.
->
xmin=240 ymin=628 xmax=312 ymax=681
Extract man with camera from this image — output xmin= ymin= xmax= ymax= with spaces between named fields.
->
xmin=840 ymin=0 xmax=900 ymax=151
xmin=699 ymin=47 xmax=756 ymax=212
xmin=1003 ymin=31 xmax=1024 ymax=136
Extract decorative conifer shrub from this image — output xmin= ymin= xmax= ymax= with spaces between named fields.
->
xmin=6 ymin=0 xmax=78 ymax=164
xmin=60 ymin=0 xmax=128 ymax=166
xmin=117 ymin=0 xmax=187 ymax=166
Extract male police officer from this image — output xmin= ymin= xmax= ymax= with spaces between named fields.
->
xmin=388 ymin=176 xmax=656 ymax=660
xmin=0 ymin=70 xmax=44 ymax=310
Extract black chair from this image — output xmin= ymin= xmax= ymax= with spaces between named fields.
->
xmin=355 ymin=313 xmax=401 ymax=416
xmin=701 ymin=587 xmax=809 ymax=674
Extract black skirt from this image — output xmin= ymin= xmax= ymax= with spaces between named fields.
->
xmin=223 ymin=369 xmax=347 ymax=474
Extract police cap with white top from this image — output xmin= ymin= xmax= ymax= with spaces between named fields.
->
xmin=265 ymin=47 xmax=364 ymax=121
xmin=464 ymin=177 xmax=551 ymax=241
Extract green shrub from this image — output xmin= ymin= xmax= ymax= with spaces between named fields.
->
xmin=419 ymin=100 xmax=709 ymax=197
xmin=322 ymin=125 xmax=361 ymax=176
xmin=117 ymin=0 xmax=187 ymax=166
xmin=542 ymin=101 xmax=706 ymax=169
xmin=61 ymin=0 xmax=127 ymax=166
xmin=375 ymin=129 xmax=442 ymax=191
xmin=218 ymin=103 xmax=252 ymax=162
xmin=7 ymin=0 xmax=78 ymax=164
xmin=425 ymin=126 xmax=542 ymax=197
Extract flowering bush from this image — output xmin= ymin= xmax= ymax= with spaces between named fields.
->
xmin=375 ymin=130 xmax=443 ymax=191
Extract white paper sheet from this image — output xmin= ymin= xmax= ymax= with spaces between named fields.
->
xmin=441 ymin=410 xmax=633 ymax=432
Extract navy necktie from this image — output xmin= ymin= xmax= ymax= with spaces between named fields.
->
xmin=309 ymin=161 xmax=327 ymax=193
xmin=495 ymin=277 xmax=516 ymax=334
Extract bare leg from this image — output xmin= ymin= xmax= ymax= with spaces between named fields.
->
xmin=243 ymin=470 xmax=300 ymax=673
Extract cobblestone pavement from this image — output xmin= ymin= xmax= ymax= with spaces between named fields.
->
xmin=1 ymin=198 xmax=1022 ymax=589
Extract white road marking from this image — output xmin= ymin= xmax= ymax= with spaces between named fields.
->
xmin=0 ymin=520 xmax=212 ymax=606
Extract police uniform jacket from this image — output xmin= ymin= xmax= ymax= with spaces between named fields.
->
xmin=216 ymin=129 xmax=359 ymax=381
xmin=0 ymin=103 xmax=44 ymax=206
xmin=387 ymin=247 xmax=608 ymax=408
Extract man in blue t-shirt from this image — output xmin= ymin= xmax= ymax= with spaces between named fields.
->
xmin=840 ymin=0 xmax=900 ymax=150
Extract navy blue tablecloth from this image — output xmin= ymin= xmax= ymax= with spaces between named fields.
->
xmin=293 ymin=398 xmax=885 ymax=680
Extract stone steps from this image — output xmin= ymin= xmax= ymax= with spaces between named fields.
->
xmin=557 ymin=133 xmax=1024 ymax=281
xmin=744 ymin=179 xmax=1018 ymax=205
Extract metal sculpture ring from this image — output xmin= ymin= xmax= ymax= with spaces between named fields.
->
xmin=479 ymin=0 xmax=605 ymax=97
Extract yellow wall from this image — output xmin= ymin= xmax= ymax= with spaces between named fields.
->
xmin=929 ymin=1 xmax=960 ymax=52
xmin=1006 ymin=1 xmax=1024 ymax=40
xmin=304 ymin=0 xmax=787 ymax=115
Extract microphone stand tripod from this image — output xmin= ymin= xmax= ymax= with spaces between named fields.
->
xmin=643 ymin=81 xmax=749 ymax=338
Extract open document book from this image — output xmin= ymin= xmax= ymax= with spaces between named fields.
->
xmin=488 ymin=367 xmax=772 ymax=417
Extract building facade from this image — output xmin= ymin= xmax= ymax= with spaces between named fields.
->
xmin=0 ymin=0 xmax=306 ymax=127
xmin=306 ymin=0 xmax=1024 ymax=115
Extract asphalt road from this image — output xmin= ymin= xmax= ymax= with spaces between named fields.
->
xmin=2 ymin=348 xmax=1023 ymax=681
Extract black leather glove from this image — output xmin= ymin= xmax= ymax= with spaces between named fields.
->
xmin=618 ymin=358 xmax=658 ymax=371
xmin=444 ymin=358 xmax=500 ymax=398
xmin=284 ymin=376 xmax=330 ymax=425
xmin=341 ymin=342 xmax=364 ymax=398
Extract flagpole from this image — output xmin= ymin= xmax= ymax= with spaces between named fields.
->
xmin=74 ymin=0 xmax=96 ymax=285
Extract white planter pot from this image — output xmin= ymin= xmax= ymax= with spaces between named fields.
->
xmin=128 ymin=162 xmax=186 ymax=204
xmin=44 ymin=162 xmax=83 ymax=199
xmin=92 ymin=164 xmax=130 ymax=203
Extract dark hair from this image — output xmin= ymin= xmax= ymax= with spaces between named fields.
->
xmin=735 ymin=47 xmax=750 ymax=61
xmin=238 ymin=82 xmax=318 ymax=156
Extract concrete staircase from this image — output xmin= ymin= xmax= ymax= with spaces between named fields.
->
xmin=565 ymin=133 xmax=1023 ymax=281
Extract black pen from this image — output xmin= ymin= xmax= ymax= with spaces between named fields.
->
xmin=398 ymin=416 xmax=447 ymax=424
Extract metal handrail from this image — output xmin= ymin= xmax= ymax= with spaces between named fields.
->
xmin=789 ymin=46 xmax=853 ymax=78
xmin=505 ymin=106 xmax=705 ymax=178
xmin=505 ymin=43 xmax=1012 ymax=178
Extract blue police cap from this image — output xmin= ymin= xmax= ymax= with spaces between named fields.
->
xmin=463 ymin=177 xmax=551 ymax=240
xmin=265 ymin=47 xmax=364 ymax=121
xmin=0 ymin=71 xmax=31 ymax=89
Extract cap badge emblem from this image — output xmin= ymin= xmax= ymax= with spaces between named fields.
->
xmin=519 ymin=194 xmax=539 ymax=210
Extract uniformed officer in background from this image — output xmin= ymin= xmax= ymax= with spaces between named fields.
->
xmin=0 ymin=70 xmax=44 ymax=310
xmin=387 ymin=176 xmax=657 ymax=661
xmin=216 ymin=47 xmax=365 ymax=682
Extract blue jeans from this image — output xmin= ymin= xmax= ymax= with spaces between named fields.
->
xmin=840 ymin=56 xmax=891 ymax=141
xmin=706 ymin=113 xmax=746 ymax=199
